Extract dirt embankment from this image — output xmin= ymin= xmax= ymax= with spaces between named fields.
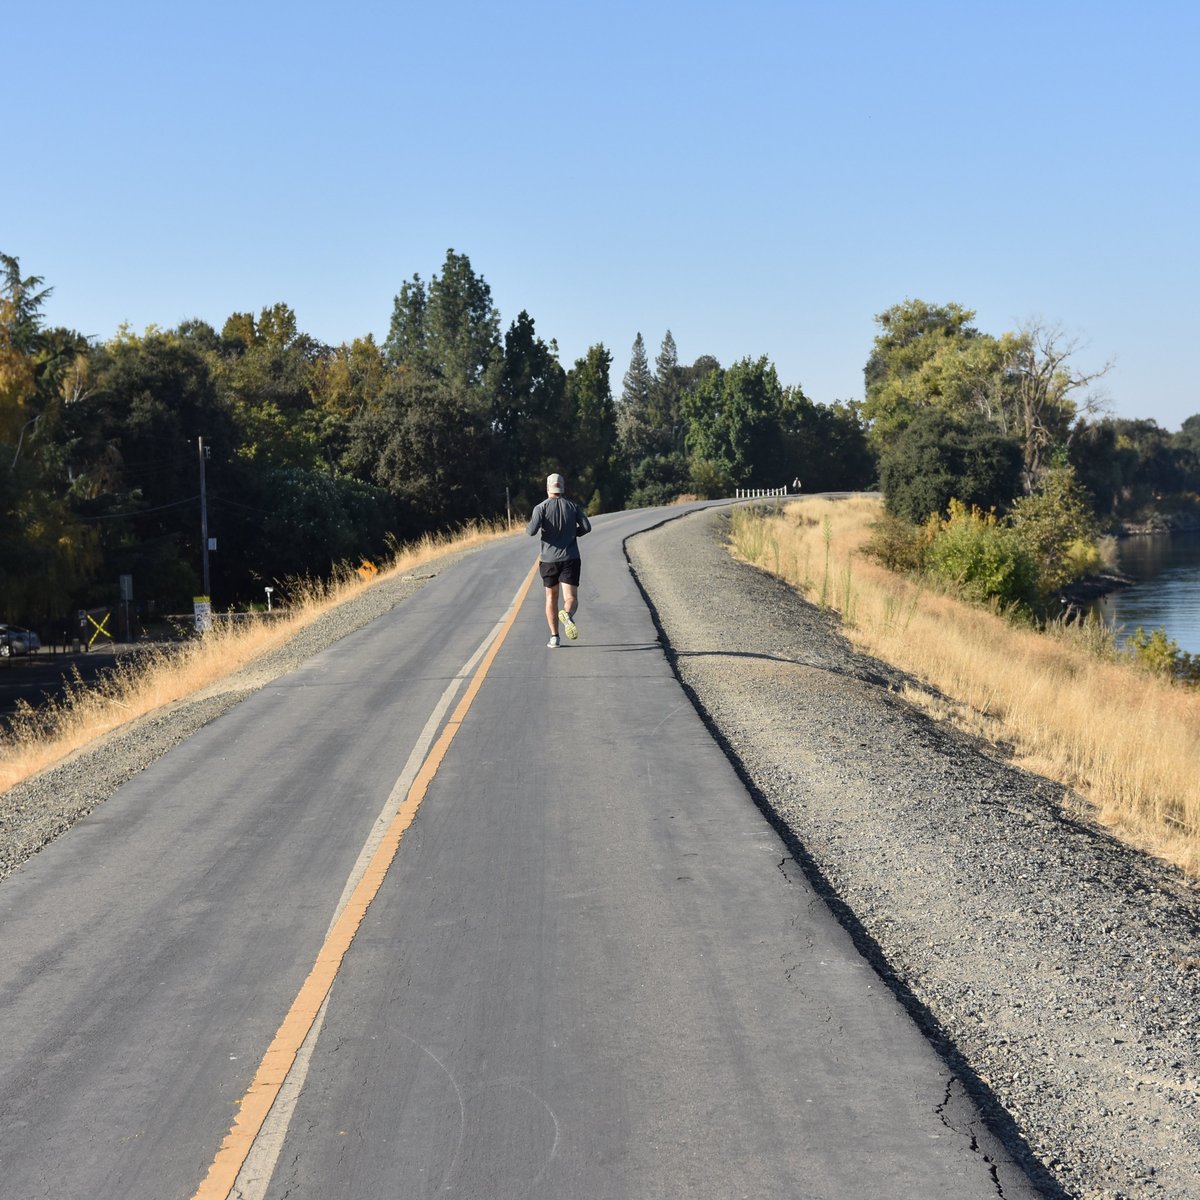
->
xmin=628 ymin=507 xmax=1200 ymax=1200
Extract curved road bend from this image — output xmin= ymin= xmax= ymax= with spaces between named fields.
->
xmin=0 ymin=502 xmax=1039 ymax=1199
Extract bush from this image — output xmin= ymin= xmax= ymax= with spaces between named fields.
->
xmin=627 ymin=452 xmax=692 ymax=507
xmin=864 ymin=511 xmax=933 ymax=574
xmin=1062 ymin=537 xmax=1102 ymax=580
xmin=1125 ymin=626 xmax=1200 ymax=683
xmin=1009 ymin=467 xmax=1101 ymax=598
xmin=688 ymin=456 xmax=735 ymax=500
xmin=925 ymin=499 xmax=1038 ymax=610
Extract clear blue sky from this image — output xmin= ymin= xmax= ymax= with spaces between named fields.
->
xmin=6 ymin=0 xmax=1198 ymax=429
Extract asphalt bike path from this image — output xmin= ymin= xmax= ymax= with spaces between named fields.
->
xmin=0 ymin=503 xmax=1038 ymax=1199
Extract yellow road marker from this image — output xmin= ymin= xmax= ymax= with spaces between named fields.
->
xmin=192 ymin=561 xmax=539 ymax=1200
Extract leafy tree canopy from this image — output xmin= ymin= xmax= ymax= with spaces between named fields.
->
xmin=878 ymin=407 xmax=1023 ymax=523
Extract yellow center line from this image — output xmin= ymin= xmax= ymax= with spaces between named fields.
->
xmin=192 ymin=560 xmax=539 ymax=1200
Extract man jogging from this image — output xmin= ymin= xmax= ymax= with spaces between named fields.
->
xmin=527 ymin=472 xmax=591 ymax=648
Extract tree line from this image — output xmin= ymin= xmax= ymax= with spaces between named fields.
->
xmin=865 ymin=298 xmax=1200 ymax=526
xmin=1 ymin=249 xmax=872 ymax=623
xmin=4 ymin=251 xmax=1197 ymax=629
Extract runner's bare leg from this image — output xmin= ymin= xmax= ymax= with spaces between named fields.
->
xmin=560 ymin=582 xmax=578 ymax=620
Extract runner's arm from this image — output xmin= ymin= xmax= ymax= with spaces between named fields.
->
xmin=526 ymin=502 xmax=544 ymax=537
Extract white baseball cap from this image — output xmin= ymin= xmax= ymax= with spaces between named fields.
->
xmin=546 ymin=473 xmax=565 ymax=494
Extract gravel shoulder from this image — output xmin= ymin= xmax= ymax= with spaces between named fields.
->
xmin=4 ymin=511 xmax=1199 ymax=1198
xmin=627 ymin=506 xmax=1200 ymax=1200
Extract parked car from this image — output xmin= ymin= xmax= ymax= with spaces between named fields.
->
xmin=0 ymin=625 xmax=41 ymax=656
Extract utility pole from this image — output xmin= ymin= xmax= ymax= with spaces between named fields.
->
xmin=198 ymin=436 xmax=211 ymax=598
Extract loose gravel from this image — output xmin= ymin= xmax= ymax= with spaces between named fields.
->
xmin=628 ymin=506 xmax=1200 ymax=1200
xmin=4 ymin=510 xmax=1200 ymax=1199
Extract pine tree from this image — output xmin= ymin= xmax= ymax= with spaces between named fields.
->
xmin=383 ymin=275 xmax=428 ymax=370
xmin=652 ymin=330 xmax=683 ymax=451
xmin=617 ymin=332 xmax=655 ymax=463
xmin=425 ymin=249 xmax=501 ymax=395
xmin=565 ymin=344 xmax=618 ymax=511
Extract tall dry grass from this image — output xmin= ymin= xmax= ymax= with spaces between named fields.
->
xmin=0 ymin=521 xmax=513 ymax=795
xmin=730 ymin=496 xmax=1200 ymax=877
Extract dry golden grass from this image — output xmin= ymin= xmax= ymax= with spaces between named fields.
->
xmin=0 ymin=521 xmax=514 ymax=794
xmin=730 ymin=496 xmax=1200 ymax=878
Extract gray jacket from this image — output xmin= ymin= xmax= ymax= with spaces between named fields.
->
xmin=527 ymin=496 xmax=592 ymax=562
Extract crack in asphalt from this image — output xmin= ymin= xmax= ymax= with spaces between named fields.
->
xmin=934 ymin=1078 xmax=1008 ymax=1199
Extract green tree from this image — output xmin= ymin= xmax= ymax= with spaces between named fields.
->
xmin=215 ymin=303 xmax=326 ymax=468
xmin=651 ymin=330 xmax=684 ymax=453
xmin=1174 ymin=414 xmax=1200 ymax=459
xmin=617 ymin=332 xmax=655 ymax=464
xmin=862 ymin=300 xmax=986 ymax=443
xmin=494 ymin=310 xmax=567 ymax=511
xmin=679 ymin=354 xmax=720 ymax=395
xmin=1171 ymin=415 xmax=1200 ymax=495
xmin=344 ymin=366 xmax=496 ymax=528
xmin=429 ymin=250 xmax=501 ymax=393
xmin=864 ymin=300 xmax=1111 ymax=495
xmin=234 ymin=466 xmax=395 ymax=583
xmin=389 ymin=249 xmax=502 ymax=396
xmin=1073 ymin=417 xmax=1191 ymax=519
xmin=309 ymin=334 xmax=386 ymax=474
xmin=378 ymin=251 xmax=502 ymax=517
xmin=785 ymin=397 xmax=876 ymax=493
xmin=878 ymin=407 xmax=1023 ymax=523
xmin=626 ymin=452 xmax=691 ymax=507
xmin=618 ymin=332 xmax=699 ymax=506
xmin=682 ymin=356 xmax=797 ymax=484
xmin=563 ymin=343 xmax=620 ymax=511
xmin=73 ymin=326 xmax=238 ymax=608
xmin=383 ymin=275 xmax=428 ymax=370
xmin=0 ymin=255 xmax=99 ymax=617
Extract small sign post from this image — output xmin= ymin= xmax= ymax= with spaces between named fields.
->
xmin=193 ymin=596 xmax=213 ymax=633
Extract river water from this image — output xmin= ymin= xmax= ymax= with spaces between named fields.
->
xmin=1091 ymin=530 xmax=1200 ymax=655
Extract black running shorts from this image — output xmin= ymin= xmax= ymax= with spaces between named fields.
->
xmin=539 ymin=558 xmax=581 ymax=587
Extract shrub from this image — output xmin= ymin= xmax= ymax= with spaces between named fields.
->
xmin=864 ymin=511 xmax=933 ymax=574
xmin=627 ymin=452 xmax=692 ymax=507
xmin=1126 ymin=626 xmax=1200 ymax=683
xmin=1062 ymin=537 xmax=1102 ymax=580
xmin=688 ymin=456 xmax=735 ymax=500
xmin=1008 ymin=467 xmax=1101 ymax=598
xmin=925 ymin=499 xmax=1038 ymax=610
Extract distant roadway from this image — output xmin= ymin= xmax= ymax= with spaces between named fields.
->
xmin=0 ymin=502 xmax=1038 ymax=1199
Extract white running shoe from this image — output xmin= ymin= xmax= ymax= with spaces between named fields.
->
xmin=547 ymin=635 xmax=560 ymax=648
xmin=559 ymin=610 xmax=578 ymax=640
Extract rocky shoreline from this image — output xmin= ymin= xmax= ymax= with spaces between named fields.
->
xmin=1115 ymin=512 xmax=1200 ymax=537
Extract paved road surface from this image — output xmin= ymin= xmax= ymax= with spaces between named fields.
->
xmin=0 ymin=503 xmax=1038 ymax=1199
